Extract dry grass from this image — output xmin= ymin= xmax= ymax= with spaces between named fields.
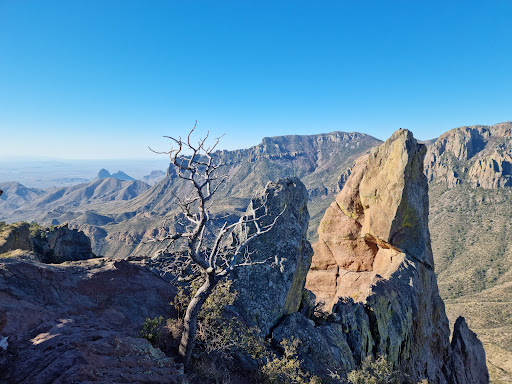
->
xmin=430 ymin=184 xmax=512 ymax=383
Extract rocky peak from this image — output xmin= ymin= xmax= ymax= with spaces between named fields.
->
xmin=304 ymin=129 xmax=488 ymax=383
xmin=97 ymin=169 xmax=135 ymax=181
xmin=308 ymin=129 xmax=434 ymax=308
xmin=98 ymin=168 xmax=111 ymax=178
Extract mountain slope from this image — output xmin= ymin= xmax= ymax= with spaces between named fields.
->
xmin=142 ymin=170 xmax=166 ymax=186
xmin=68 ymin=131 xmax=381 ymax=258
xmin=0 ymin=182 xmax=45 ymax=214
xmin=426 ymin=121 xmax=512 ymax=383
xmin=1 ymin=178 xmax=151 ymax=223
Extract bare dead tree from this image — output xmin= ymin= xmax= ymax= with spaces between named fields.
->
xmin=148 ymin=122 xmax=284 ymax=366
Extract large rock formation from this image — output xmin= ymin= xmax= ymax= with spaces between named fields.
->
xmin=0 ymin=223 xmax=33 ymax=255
xmin=305 ymin=129 xmax=488 ymax=383
xmin=231 ymin=178 xmax=313 ymax=336
xmin=40 ymin=224 xmax=97 ymax=263
xmin=0 ymin=258 xmax=186 ymax=383
xmin=0 ymin=223 xmax=96 ymax=264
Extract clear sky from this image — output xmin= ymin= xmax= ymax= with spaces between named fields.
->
xmin=0 ymin=0 xmax=511 ymax=159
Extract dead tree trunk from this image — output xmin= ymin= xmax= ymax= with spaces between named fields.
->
xmin=178 ymin=268 xmax=218 ymax=365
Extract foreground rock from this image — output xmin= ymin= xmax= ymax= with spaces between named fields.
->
xmin=231 ymin=178 xmax=313 ymax=337
xmin=37 ymin=223 xmax=96 ymax=263
xmin=0 ymin=257 xmax=186 ymax=383
xmin=0 ymin=222 xmax=33 ymax=255
xmin=304 ymin=129 xmax=488 ymax=383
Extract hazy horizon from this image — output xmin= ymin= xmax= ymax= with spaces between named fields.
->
xmin=1 ymin=1 xmax=511 ymax=159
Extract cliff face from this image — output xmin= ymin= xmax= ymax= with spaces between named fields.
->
xmin=425 ymin=121 xmax=512 ymax=188
xmin=305 ymin=129 xmax=488 ymax=383
xmin=231 ymin=178 xmax=313 ymax=337
xmin=425 ymin=122 xmax=512 ymax=381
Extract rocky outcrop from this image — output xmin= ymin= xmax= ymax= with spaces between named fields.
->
xmin=425 ymin=121 xmax=512 ymax=188
xmin=0 ymin=223 xmax=96 ymax=264
xmin=39 ymin=224 xmax=96 ymax=263
xmin=231 ymin=178 xmax=313 ymax=336
xmin=449 ymin=317 xmax=490 ymax=384
xmin=272 ymin=312 xmax=355 ymax=379
xmin=0 ymin=258 xmax=186 ymax=383
xmin=0 ymin=222 xmax=33 ymax=255
xmin=304 ymin=129 xmax=488 ymax=383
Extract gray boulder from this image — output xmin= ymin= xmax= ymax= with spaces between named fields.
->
xmin=231 ymin=178 xmax=313 ymax=336
xmin=272 ymin=312 xmax=355 ymax=381
xmin=41 ymin=224 xmax=96 ymax=263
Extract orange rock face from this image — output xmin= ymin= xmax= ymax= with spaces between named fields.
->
xmin=304 ymin=129 xmax=488 ymax=384
xmin=305 ymin=129 xmax=431 ymax=309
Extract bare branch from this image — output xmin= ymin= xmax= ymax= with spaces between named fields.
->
xmin=144 ymin=122 xmax=287 ymax=366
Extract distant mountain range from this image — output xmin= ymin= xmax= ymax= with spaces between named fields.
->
xmin=0 ymin=182 xmax=45 ymax=214
xmin=0 ymin=168 xmax=164 ymax=224
xmin=97 ymin=169 xmax=135 ymax=181
xmin=84 ymin=131 xmax=381 ymax=258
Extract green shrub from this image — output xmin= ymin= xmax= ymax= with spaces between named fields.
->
xmin=259 ymin=338 xmax=321 ymax=384
xmin=347 ymin=356 xmax=399 ymax=384
xmin=29 ymin=222 xmax=46 ymax=239
xmin=140 ymin=316 xmax=164 ymax=345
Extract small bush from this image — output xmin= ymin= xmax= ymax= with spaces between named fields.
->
xmin=140 ymin=316 xmax=164 ymax=345
xmin=29 ymin=222 xmax=46 ymax=239
xmin=259 ymin=338 xmax=321 ymax=384
xmin=347 ymin=356 xmax=399 ymax=384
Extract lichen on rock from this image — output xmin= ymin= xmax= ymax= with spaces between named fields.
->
xmin=305 ymin=129 xmax=489 ymax=383
xmin=230 ymin=177 xmax=313 ymax=337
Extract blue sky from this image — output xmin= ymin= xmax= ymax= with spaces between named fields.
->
xmin=0 ymin=0 xmax=511 ymax=159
